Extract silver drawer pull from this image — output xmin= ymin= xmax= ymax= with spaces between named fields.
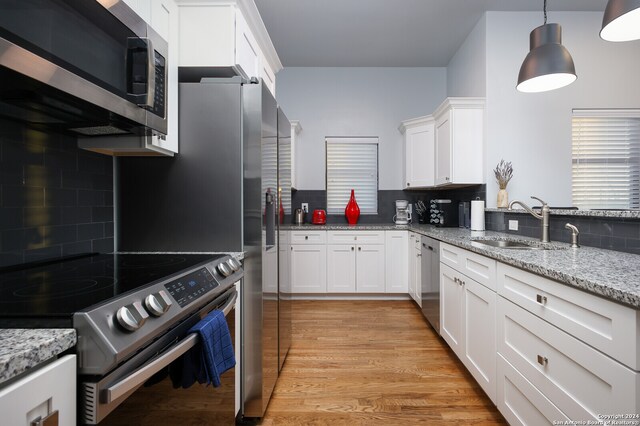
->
xmin=305 ymin=236 xmax=309 ymax=240
xmin=536 ymin=294 xmax=548 ymax=304
xmin=537 ymin=355 xmax=548 ymax=366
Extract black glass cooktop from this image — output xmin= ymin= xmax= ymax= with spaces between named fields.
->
xmin=0 ymin=253 xmax=223 ymax=327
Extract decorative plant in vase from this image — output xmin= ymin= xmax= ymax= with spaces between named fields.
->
xmin=494 ymin=159 xmax=513 ymax=208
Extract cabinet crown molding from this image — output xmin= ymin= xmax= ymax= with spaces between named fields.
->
xmin=398 ymin=115 xmax=434 ymax=133
xmin=175 ymin=0 xmax=283 ymax=72
xmin=433 ymin=97 xmax=485 ymax=119
xmin=290 ymin=120 xmax=302 ymax=132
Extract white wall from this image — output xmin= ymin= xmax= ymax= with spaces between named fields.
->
xmin=447 ymin=14 xmax=487 ymax=97
xmin=484 ymin=11 xmax=640 ymax=207
xmin=275 ymin=67 xmax=447 ymax=190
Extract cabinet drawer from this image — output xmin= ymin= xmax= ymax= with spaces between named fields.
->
xmin=327 ymin=231 xmax=385 ymax=245
xmin=291 ymin=231 xmax=327 ymax=245
xmin=497 ymin=354 xmax=569 ymax=426
xmin=497 ymin=262 xmax=640 ymax=370
xmin=497 ymin=297 xmax=639 ymax=420
xmin=440 ymin=243 xmax=496 ymax=290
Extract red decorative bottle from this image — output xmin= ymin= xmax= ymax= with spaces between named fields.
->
xmin=345 ymin=189 xmax=360 ymax=225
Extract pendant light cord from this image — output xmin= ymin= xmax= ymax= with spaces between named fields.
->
xmin=543 ymin=0 xmax=548 ymax=24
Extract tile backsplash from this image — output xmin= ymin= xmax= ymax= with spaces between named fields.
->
xmin=0 ymin=119 xmax=114 ymax=268
xmin=486 ymin=210 xmax=640 ymax=255
xmin=291 ymin=185 xmax=486 ymax=224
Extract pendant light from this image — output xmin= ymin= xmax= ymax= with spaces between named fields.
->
xmin=516 ymin=0 xmax=577 ymax=93
xmin=600 ymin=0 xmax=640 ymax=42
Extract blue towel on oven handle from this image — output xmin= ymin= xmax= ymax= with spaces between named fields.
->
xmin=187 ymin=309 xmax=236 ymax=388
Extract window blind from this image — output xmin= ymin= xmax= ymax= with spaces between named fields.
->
xmin=261 ymin=138 xmax=292 ymax=213
xmin=572 ymin=111 xmax=640 ymax=210
xmin=326 ymin=138 xmax=378 ymax=215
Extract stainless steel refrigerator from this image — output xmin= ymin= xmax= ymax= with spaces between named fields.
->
xmin=116 ymin=77 xmax=291 ymax=420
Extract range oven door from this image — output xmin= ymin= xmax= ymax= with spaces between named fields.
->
xmin=0 ymin=0 xmax=167 ymax=137
xmin=81 ymin=287 xmax=237 ymax=425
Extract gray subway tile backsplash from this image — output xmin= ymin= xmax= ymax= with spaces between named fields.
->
xmin=485 ymin=210 xmax=640 ymax=255
xmin=0 ymin=119 xmax=114 ymax=268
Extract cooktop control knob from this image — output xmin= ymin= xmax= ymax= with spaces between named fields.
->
xmin=116 ymin=301 xmax=149 ymax=332
xmin=227 ymin=258 xmax=241 ymax=272
xmin=144 ymin=290 xmax=173 ymax=317
xmin=217 ymin=262 xmax=232 ymax=277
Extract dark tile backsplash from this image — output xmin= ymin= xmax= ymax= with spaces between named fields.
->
xmin=0 ymin=119 xmax=114 ymax=268
xmin=291 ymin=185 xmax=486 ymax=224
xmin=486 ymin=210 xmax=640 ymax=255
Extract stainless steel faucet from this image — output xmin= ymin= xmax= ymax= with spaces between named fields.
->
xmin=564 ymin=223 xmax=580 ymax=248
xmin=508 ymin=196 xmax=550 ymax=243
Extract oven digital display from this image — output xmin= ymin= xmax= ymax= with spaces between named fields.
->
xmin=164 ymin=267 xmax=219 ymax=307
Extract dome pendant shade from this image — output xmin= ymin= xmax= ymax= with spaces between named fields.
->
xmin=517 ymin=23 xmax=577 ymax=93
xmin=600 ymin=0 xmax=640 ymax=42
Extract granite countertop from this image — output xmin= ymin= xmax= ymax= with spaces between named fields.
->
xmin=0 ymin=329 xmax=76 ymax=385
xmin=284 ymin=222 xmax=640 ymax=309
xmin=408 ymin=225 xmax=640 ymax=309
xmin=485 ymin=207 xmax=640 ymax=219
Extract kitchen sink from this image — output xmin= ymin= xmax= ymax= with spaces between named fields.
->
xmin=470 ymin=238 xmax=557 ymax=250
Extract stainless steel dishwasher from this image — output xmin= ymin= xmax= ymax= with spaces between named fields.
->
xmin=421 ymin=236 xmax=440 ymax=334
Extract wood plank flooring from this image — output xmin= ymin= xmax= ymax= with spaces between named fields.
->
xmin=261 ymin=300 xmax=506 ymax=425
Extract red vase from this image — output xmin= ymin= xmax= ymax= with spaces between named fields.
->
xmin=279 ymin=196 xmax=285 ymax=224
xmin=345 ymin=189 xmax=360 ymax=225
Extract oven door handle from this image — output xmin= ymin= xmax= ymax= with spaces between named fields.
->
xmin=105 ymin=290 xmax=237 ymax=403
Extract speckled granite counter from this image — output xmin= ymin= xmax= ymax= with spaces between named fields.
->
xmin=0 ymin=329 xmax=76 ymax=385
xmin=284 ymin=223 xmax=640 ymax=309
xmin=485 ymin=207 xmax=640 ymax=219
xmin=408 ymin=225 xmax=640 ymax=309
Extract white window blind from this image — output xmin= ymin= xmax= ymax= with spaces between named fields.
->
xmin=279 ymin=134 xmax=292 ymax=214
xmin=326 ymin=138 xmax=378 ymax=215
xmin=572 ymin=110 xmax=640 ymax=210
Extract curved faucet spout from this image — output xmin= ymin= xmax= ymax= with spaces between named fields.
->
xmin=508 ymin=200 xmax=543 ymax=220
xmin=508 ymin=196 xmax=550 ymax=243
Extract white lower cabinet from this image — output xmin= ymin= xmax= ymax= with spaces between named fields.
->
xmin=291 ymin=245 xmax=327 ymax=293
xmin=440 ymin=263 xmax=496 ymax=403
xmin=497 ymin=354 xmax=569 ymax=426
xmin=0 ymin=355 xmax=76 ymax=426
xmin=326 ymin=244 xmax=385 ymax=293
xmin=408 ymin=233 xmax=422 ymax=306
xmin=497 ymin=297 xmax=639 ymax=421
xmin=384 ymin=231 xmax=408 ymax=293
xmin=327 ymin=245 xmax=356 ymax=292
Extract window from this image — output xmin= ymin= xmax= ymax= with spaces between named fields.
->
xmin=326 ymin=137 xmax=378 ymax=215
xmin=572 ymin=110 xmax=640 ymax=210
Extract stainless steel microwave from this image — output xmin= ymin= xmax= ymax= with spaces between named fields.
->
xmin=0 ymin=0 xmax=168 ymax=138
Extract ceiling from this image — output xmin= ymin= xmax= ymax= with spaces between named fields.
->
xmin=254 ymin=0 xmax=607 ymax=67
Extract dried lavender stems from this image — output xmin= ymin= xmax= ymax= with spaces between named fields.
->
xmin=494 ymin=160 xmax=513 ymax=190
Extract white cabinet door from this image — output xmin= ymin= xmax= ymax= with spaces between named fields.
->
xmin=0 ymin=355 xmax=76 ymax=426
xmin=327 ymin=245 xmax=356 ymax=293
xmin=260 ymin=51 xmax=276 ymax=96
xmin=150 ymin=0 xmax=179 ymax=154
xmin=178 ymin=5 xmax=235 ymax=67
xmin=405 ymin=123 xmax=435 ymax=188
xmin=356 ymin=245 xmax=386 ymax=293
xmin=234 ymin=9 xmax=260 ymax=80
xmin=435 ymin=113 xmax=452 ymax=186
xmin=291 ymin=245 xmax=327 ymax=293
xmin=384 ymin=231 xmax=408 ymax=293
xmin=462 ymin=277 xmax=497 ymax=403
xmin=434 ymin=98 xmax=484 ymax=186
xmin=440 ymin=263 xmax=463 ymax=354
xmin=408 ymin=234 xmax=416 ymax=301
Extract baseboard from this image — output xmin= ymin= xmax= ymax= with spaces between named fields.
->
xmin=290 ymin=293 xmax=412 ymax=301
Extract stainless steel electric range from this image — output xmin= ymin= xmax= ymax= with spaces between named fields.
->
xmin=0 ymin=253 xmax=243 ymax=424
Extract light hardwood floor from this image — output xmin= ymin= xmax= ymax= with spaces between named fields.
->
xmin=261 ymin=300 xmax=506 ymax=425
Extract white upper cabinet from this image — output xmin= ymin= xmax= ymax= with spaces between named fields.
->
xmin=399 ymin=116 xmax=435 ymax=189
xmin=433 ymin=98 xmax=485 ymax=186
xmin=175 ymin=0 xmax=282 ymax=87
